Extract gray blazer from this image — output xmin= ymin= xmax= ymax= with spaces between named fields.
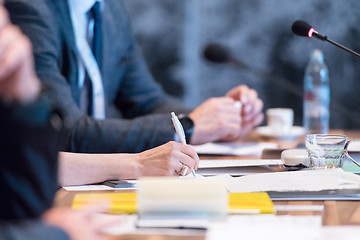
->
xmin=5 ymin=0 xmax=190 ymax=153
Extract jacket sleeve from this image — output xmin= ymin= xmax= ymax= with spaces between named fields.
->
xmin=0 ymin=220 xmax=70 ymax=240
xmin=5 ymin=0 xmax=192 ymax=154
xmin=0 ymin=95 xmax=61 ymax=220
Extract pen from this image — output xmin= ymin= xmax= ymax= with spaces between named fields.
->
xmin=171 ymin=112 xmax=196 ymax=178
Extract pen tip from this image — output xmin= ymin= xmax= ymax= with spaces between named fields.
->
xmin=171 ymin=112 xmax=176 ymax=117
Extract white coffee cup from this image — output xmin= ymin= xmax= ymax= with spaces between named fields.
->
xmin=266 ymin=108 xmax=294 ymax=134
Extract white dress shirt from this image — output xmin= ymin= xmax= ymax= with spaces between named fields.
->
xmin=67 ymin=0 xmax=105 ymax=119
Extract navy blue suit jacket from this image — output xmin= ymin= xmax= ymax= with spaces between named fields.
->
xmin=0 ymin=97 xmax=69 ymax=239
xmin=5 ymin=0 xmax=190 ymax=154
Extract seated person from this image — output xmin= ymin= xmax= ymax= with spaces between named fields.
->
xmin=0 ymin=3 xmax=113 ymax=239
xmin=0 ymin=3 xmax=198 ymax=240
xmin=59 ymin=142 xmax=199 ymax=186
xmin=5 ymin=0 xmax=264 ymax=154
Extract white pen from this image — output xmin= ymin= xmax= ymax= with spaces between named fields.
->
xmin=171 ymin=112 xmax=196 ymax=178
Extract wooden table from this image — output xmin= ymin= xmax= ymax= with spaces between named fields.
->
xmin=54 ymin=130 xmax=360 ymax=239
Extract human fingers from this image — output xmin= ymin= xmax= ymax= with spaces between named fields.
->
xmin=76 ymin=202 xmax=121 ymax=236
xmin=80 ymin=201 xmax=110 ymax=217
xmin=202 ymin=98 xmax=242 ymax=123
xmin=242 ymin=98 xmax=263 ymax=123
xmin=44 ymin=207 xmax=110 ymax=240
xmin=205 ymin=97 xmax=241 ymax=114
xmin=179 ymin=144 xmax=199 ymax=170
xmin=219 ymin=122 xmax=242 ymax=141
xmin=170 ymin=147 xmax=197 ymax=176
xmin=239 ymin=112 xmax=264 ymax=137
xmin=252 ymin=111 xmax=264 ymax=126
xmin=0 ymin=30 xmax=31 ymax=80
xmin=241 ymin=89 xmax=258 ymax=114
xmin=0 ymin=7 xmax=9 ymax=32
xmin=225 ymin=85 xmax=249 ymax=101
xmin=0 ymin=26 xmax=22 ymax=80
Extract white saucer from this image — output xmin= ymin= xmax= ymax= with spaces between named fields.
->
xmin=255 ymin=126 xmax=305 ymax=139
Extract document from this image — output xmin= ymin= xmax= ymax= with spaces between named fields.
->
xmin=196 ymin=166 xmax=281 ymax=176
xmin=63 ymin=180 xmax=138 ymax=191
xmin=227 ymin=168 xmax=360 ymax=193
xmin=199 ymin=159 xmax=282 ymax=168
xmin=207 ymin=215 xmax=322 ymax=240
xmin=197 ymin=159 xmax=283 ymax=176
xmin=192 ymin=142 xmax=278 ymax=156
xmin=71 ymin=191 xmax=274 ymax=215
xmin=63 ymin=185 xmax=115 ymax=191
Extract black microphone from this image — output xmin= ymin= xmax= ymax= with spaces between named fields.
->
xmin=203 ymin=43 xmax=249 ymax=70
xmin=203 ymin=43 xmax=302 ymax=97
xmin=292 ymin=20 xmax=360 ymax=58
xmin=202 ymin=42 xmax=360 ymax=125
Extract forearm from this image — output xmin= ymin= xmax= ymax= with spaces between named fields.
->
xmin=58 ymin=152 xmax=140 ymax=186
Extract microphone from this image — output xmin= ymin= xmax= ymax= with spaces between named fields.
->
xmin=203 ymin=43 xmax=302 ymax=97
xmin=291 ymin=20 xmax=360 ymax=58
xmin=203 ymin=43 xmax=249 ymax=70
xmin=202 ymin=42 xmax=360 ymax=125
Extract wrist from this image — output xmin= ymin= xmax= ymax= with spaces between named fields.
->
xmin=131 ymin=153 xmax=144 ymax=179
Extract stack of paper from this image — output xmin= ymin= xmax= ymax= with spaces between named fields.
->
xmin=197 ymin=159 xmax=283 ymax=176
xmin=72 ymin=193 xmax=137 ymax=214
xmin=72 ymin=192 xmax=274 ymax=215
xmin=192 ymin=142 xmax=278 ymax=156
xmin=227 ymin=168 xmax=360 ymax=193
xmin=207 ymin=215 xmax=322 ymax=240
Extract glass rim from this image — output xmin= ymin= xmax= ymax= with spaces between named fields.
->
xmin=305 ymin=134 xmax=347 ymax=139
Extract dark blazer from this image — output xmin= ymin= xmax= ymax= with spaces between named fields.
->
xmin=0 ymin=220 xmax=70 ymax=240
xmin=0 ymin=97 xmax=69 ymax=239
xmin=0 ymin=97 xmax=61 ymax=220
xmin=5 ymin=0 xmax=190 ymax=154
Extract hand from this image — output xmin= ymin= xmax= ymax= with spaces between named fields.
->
xmin=0 ymin=6 xmax=40 ymax=104
xmin=188 ymin=97 xmax=242 ymax=145
xmin=43 ymin=204 xmax=113 ymax=240
xmin=226 ymin=85 xmax=264 ymax=137
xmin=135 ymin=141 xmax=199 ymax=177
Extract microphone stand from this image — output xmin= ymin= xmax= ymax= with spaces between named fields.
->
xmin=312 ymin=31 xmax=360 ymax=58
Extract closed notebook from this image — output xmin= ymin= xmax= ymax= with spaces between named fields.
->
xmin=72 ymin=192 xmax=274 ymax=214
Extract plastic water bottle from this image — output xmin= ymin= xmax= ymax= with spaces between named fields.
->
xmin=303 ymin=49 xmax=330 ymax=134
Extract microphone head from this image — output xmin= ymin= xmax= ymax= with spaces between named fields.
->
xmin=203 ymin=43 xmax=230 ymax=63
xmin=291 ymin=20 xmax=315 ymax=37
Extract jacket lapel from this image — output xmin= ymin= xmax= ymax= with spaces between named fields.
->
xmin=52 ymin=0 xmax=82 ymax=104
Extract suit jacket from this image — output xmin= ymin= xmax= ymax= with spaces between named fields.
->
xmin=0 ymin=220 xmax=69 ymax=240
xmin=0 ymin=96 xmax=69 ymax=239
xmin=0 ymin=97 xmax=61 ymax=220
xmin=5 ymin=0 xmax=191 ymax=154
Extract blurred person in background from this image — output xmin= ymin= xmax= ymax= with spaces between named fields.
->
xmin=5 ymin=0 xmax=264 ymax=155
xmin=0 ymin=3 xmax=115 ymax=239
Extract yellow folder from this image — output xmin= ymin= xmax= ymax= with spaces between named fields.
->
xmin=72 ymin=192 xmax=274 ymax=215
xmin=228 ymin=192 xmax=275 ymax=214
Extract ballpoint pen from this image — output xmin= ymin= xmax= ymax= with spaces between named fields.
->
xmin=171 ymin=112 xmax=196 ymax=177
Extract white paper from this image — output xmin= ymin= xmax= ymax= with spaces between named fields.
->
xmin=207 ymin=215 xmax=322 ymax=240
xmin=63 ymin=184 xmax=115 ymax=191
xmin=104 ymin=214 xmax=206 ymax=236
xmin=199 ymin=159 xmax=282 ymax=168
xmin=347 ymin=141 xmax=360 ymax=152
xmin=63 ymin=180 xmax=138 ymax=191
xmin=137 ymin=177 xmax=227 ymax=221
xmin=227 ymin=168 xmax=360 ymax=193
xmin=274 ymin=204 xmax=324 ymax=212
xmin=320 ymin=226 xmax=360 ymax=240
xmin=192 ymin=142 xmax=278 ymax=156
